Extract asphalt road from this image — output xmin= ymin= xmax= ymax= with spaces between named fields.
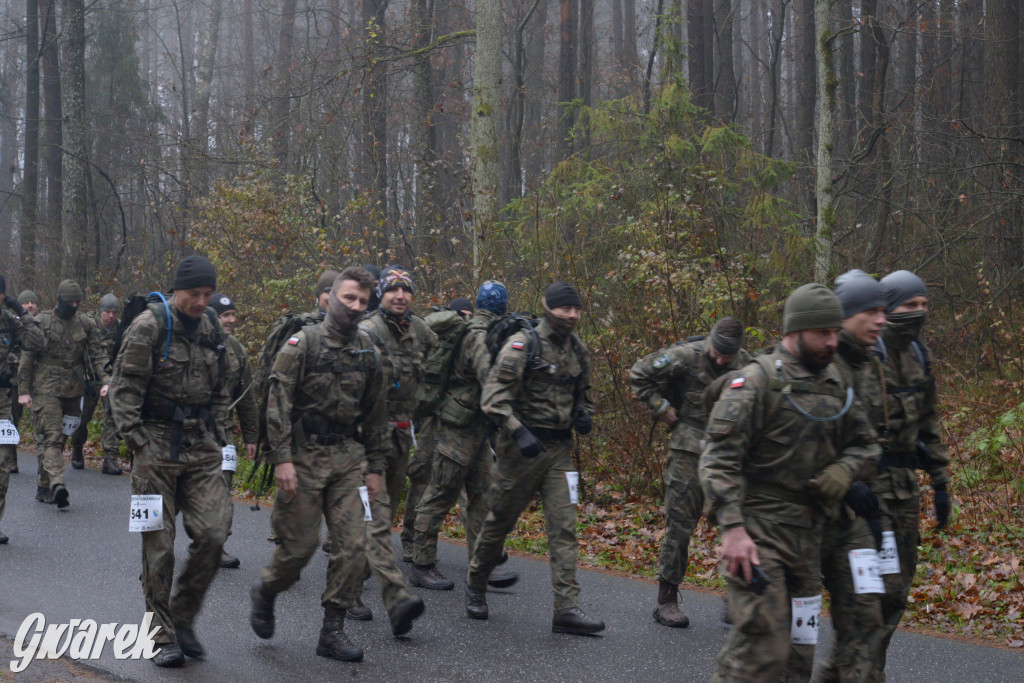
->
xmin=1 ymin=449 xmax=1021 ymax=682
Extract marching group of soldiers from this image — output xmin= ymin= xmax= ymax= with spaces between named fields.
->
xmin=0 ymin=256 xmax=947 ymax=681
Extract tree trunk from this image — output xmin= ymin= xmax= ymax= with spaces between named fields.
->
xmin=836 ymin=0 xmax=854 ymax=156
xmin=765 ymin=0 xmax=787 ymax=156
xmin=813 ymin=0 xmax=836 ymax=281
xmin=23 ymin=0 xmax=40 ymax=286
xmin=556 ymin=0 xmax=578 ymax=161
xmin=242 ymin=0 xmax=254 ymax=124
xmin=411 ymin=0 xmax=437 ymax=249
xmin=193 ymin=0 xmax=223 ymax=157
xmin=509 ymin=0 xmax=543 ymax=202
xmin=0 ymin=52 xmax=18 ymax=279
xmin=363 ymin=0 xmax=389 ymax=231
xmin=622 ymin=0 xmax=639 ymax=92
xmin=793 ymin=0 xmax=816 ymax=219
xmin=523 ymin=0 xmax=548 ymax=187
xmin=41 ymin=0 xmax=61 ymax=277
xmin=470 ymin=0 xmax=501 ymax=272
xmin=60 ymin=0 xmax=88 ymax=282
xmin=578 ymin=0 xmax=595 ymax=151
xmin=713 ymin=0 xmax=736 ymax=120
xmin=688 ymin=0 xmax=710 ymax=109
xmin=271 ymin=0 xmax=298 ymax=168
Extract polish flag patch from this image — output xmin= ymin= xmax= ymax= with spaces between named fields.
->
xmin=287 ymin=336 xmax=300 ymax=346
xmin=730 ymin=377 xmax=745 ymax=389
xmin=511 ymin=341 xmax=525 ymax=350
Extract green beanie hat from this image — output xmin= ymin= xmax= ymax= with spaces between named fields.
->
xmin=783 ymin=283 xmax=843 ymax=335
xmin=18 ymin=290 xmax=39 ymax=305
xmin=316 ymin=270 xmax=340 ymax=296
xmin=58 ymin=279 xmax=85 ymax=301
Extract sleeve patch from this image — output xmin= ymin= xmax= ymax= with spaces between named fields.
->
xmin=652 ymin=353 xmax=670 ymax=369
xmin=730 ymin=377 xmax=745 ymax=388
xmin=287 ymin=336 xmax=300 ymax=346
xmin=511 ymin=340 xmax=525 ymax=350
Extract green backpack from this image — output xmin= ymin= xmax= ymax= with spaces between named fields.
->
xmin=414 ymin=309 xmax=470 ymax=419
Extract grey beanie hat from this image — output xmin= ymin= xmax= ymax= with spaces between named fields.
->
xmin=99 ymin=293 xmax=120 ymax=312
xmin=782 ymin=283 xmax=843 ymax=335
xmin=880 ymin=270 xmax=928 ymax=312
xmin=834 ymin=269 xmax=886 ymax=319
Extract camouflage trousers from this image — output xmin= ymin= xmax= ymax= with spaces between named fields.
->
xmin=222 ymin=469 xmax=235 ymax=536
xmin=657 ymin=448 xmax=704 ymax=586
xmin=400 ymin=417 xmax=437 ymax=560
xmin=31 ymin=395 xmax=81 ymax=491
xmin=131 ymin=422 xmax=229 ymax=644
xmin=0 ymin=391 xmax=9 ymax=529
xmin=811 ymin=515 xmax=884 ymax=683
xmin=876 ymin=490 xmax=921 ymax=678
xmin=413 ymin=419 xmax=491 ymax=566
xmin=70 ymin=388 xmax=121 ymax=455
xmin=384 ymin=425 xmax=413 ymax=523
xmin=468 ymin=435 xmax=580 ymax=610
xmin=713 ymin=513 xmax=824 ymax=683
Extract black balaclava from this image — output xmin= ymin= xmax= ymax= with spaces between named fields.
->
xmin=56 ymin=279 xmax=84 ymax=320
xmin=543 ymin=281 xmax=582 ymax=338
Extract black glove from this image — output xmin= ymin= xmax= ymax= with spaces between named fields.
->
xmin=866 ymin=516 xmax=884 ymax=551
xmin=512 ymin=426 xmax=545 ymax=458
xmin=842 ymin=481 xmax=879 ymax=519
xmin=933 ymin=482 xmax=951 ymax=530
xmin=3 ymin=295 xmax=26 ymax=317
xmin=573 ymin=413 xmax=592 ymax=435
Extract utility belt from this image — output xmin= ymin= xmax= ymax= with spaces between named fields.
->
xmin=141 ymin=396 xmax=218 ymax=461
xmin=293 ymin=411 xmax=359 ymax=447
xmin=526 ymin=426 xmax=573 ymax=443
xmin=745 ymin=479 xmax=814 ymax=507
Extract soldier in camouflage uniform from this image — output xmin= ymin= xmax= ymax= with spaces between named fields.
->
xmin=699 ymin=284 xmax=880 ymax=682
xmin=873 ymin=270 xmax=950 ymax=678
xmin=109 ymin=256 xmax=231 ymax=668
xmin=210 ymin=293 xmax=259 ymax=569
xmin=18 ymin=279 xmax=109 ymax=509
xmin=410 ymin=283 xmax=519 ymax=591
xmin=70 ymin=293 xmax=124 ymax=475
xmin=629 ymin=317 xmax=750 ymax=628
xmin=8 ymin=291 xmax=40 ymax=467
xmin=466 ymin=281 xmax=604 ymax=635
xmin=0 ymin=274 xmax=27 ymax=544
xmin=249 ymin=268 xmax=424 ymax=663
xmin=810 ymin=270 xmax=890 ymax=683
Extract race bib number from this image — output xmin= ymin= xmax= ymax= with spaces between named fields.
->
xmin=221 ymin=444 xmax=238 ymax=472
xmin=0 ymin=419 xmax=19 ymax=445
xmin=359 ymin=486 xmax=372 ymax=521
xmin=565 ymin=472 xmax=579 ymax=504
xmin=878 ymin=531 xmax=900 ymax=575
xmin=790 ymin=595 xmax=822 ymax=645
xmin=61 ymin=414 xmax=82 ymax=436
xmin=848 ymin=549 xmax=885 ymax=594
xmin=129 ymin=495 xmax=164 ymax=532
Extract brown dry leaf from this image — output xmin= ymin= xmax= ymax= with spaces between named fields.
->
xmin=1008 ymin=639 xmax=1023 ymax=648
xmin=955 ymin=602 xmax=985 ymax=620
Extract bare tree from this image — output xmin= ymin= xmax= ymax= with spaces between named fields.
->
xmin=23 ymin=0 xmax=40 ymax=285
xmin=60 ymin=0 xmax=88 ymax=281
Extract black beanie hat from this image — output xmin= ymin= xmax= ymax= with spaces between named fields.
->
xmin=544 ymin=281 xmax=582 ymax=309
xmin=171 ymin=256 xmax=217 ymax=291
xmin=210 ymin=293 xmax=236 ymax=315
xmin=448 ymin=297 xmax=474 ymax=314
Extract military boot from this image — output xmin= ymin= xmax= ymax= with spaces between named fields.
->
xmin=316 ymin=607 xmax=363 ymax=662
xmin=465 ymin=588 xmax=488 ymax=620
xmin=101 ymin=453 xmax=122 ymax=475
xmin=250 ymin=582 xmax=277 ymax=639
xmin=173 ymin=622 xmax=205 ymax=659
xmin=35 ymin=486 xmax=54 ymax=504
xmin=552 ymin=607 xmax=605 ymax=635
xmin=151 ymin=643 xmax=185 ymax=668
xmin=346 ymin=597 xmax=372 ymax=621
xmin=71 ymin=446 xmax=85 ymax=469
xmin=653 ymin=580 xmax=690 ymax=628
xmin=53 ymin=484 xmax=70 ymax=509
xmin=0 ymin=531 xmax=8 ymax=544
xmin=409 ymin=564 xmax=454 ymax=591
xmin=387 ymin=596 xmax=425 ymax=636
xmin=487 ymin=566 xmax=519 ymax=589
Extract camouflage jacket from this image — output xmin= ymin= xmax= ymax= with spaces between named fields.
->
xmin=481 ymin=318 xmax=594 ymax=435
xmin=435 ymin=309 xmax=497 ymax=429
xmin=86 ymin=312 xmax=118 ymax=380
xmin=223 ymin=335 xmax=259 ymax=444
xmin=18 ymin=309 xmax=109 ymax=398
xmin=359 ymin=309 xmax=436 ymax=421
xmin=876 ymin=326 xmax=949 ymax=494
xmin=109 ymin=303 xmax=230 ymax=451
xmin=699 ymin=346 xmax=880 ymax=530
xmin=265 ymin=324 xmax=388 ymax=471
xmin=0 ymin=308 xmax=24 ymax=385
xmin=630 ymin=337 xmax=752 ymax=454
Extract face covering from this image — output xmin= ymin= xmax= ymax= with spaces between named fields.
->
xmin=56 ymin=296 xmax=79 ymax=321
xmin=886 ymin=310 xmax=927 ymax=342
xmin=325 ymin=292 xmax=363 ymax=339
xmin=544 ymin=308 xmax=577 ymax=338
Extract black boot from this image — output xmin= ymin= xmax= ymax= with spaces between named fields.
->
xmin=250 ymin=582 xmax=277 ymax=639
xmin=101 ymin=453 xmax=122 ymax=475
xmin=653 ymin=580 xmax=690 ymax=628
xmin=552 ymin=607 xmax=605 ymax=635
xmin=316 ymin=607 xmax=363 ymax=662
xmin=345 ymin=597 xmax=372 ymax=621
xmin=0 ymin=531 xmax=8 ymax=544
xmin=409 ymin=564 xmax=454 ymax=591
xmin=71 ymin=446 xmax=85 ymax=469
xmin=388 ymin=596 xmax=425 ymax=636
xmin=220 ymin=549 xmax=240 ymax=569
xmin=35 ymin=486 xmax=54 ymax=504
xmin=487 ymin=566 xmax=519 ymax=589
xmin=53 ymin=484 xmax=70 ymax=509
xmin=174 ymin=622 xmax=205 ymax=659
xmin=152 ymin=643 xmax=185 ymax=668
xmin=465 ymin=588 xmax=488 ymax=620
